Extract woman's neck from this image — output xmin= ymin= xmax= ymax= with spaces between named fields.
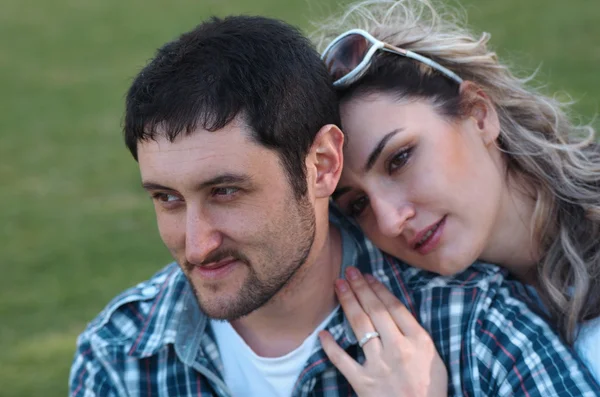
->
xmin=480 ymin=173 xmax=539 ymax=283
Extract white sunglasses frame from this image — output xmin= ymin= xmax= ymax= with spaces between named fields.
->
xmin=322 ymin=28 xmax=463 ymax=87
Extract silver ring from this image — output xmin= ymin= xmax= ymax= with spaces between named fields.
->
xmin=358 ymin=331 xmax=380 ymax=348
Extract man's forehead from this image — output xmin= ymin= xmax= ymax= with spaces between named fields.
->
xmin=139 ymin=137 xmax=245 ymax=169
xmin=138 ymin=121 xmax=255 ymax=157
xmin=136 ymin=124 xmax=279 ymax=184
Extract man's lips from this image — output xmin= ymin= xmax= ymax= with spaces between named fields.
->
xmin=189 ymin=257 xmax=241 ymax=281
xmin=200 ymin=257 xmax=237 ymax=270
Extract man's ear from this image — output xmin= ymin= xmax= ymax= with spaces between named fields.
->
xmin=306 ymin=124 xmax=344 ymax=199
xmin=459 ymin=81 xmax=500 ymax=146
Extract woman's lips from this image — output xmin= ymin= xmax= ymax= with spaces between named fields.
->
xmin=412 ymin=216 xmax=446 ymax=255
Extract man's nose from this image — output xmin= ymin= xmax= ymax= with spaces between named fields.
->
xmin=184 ymin=211 xmax=222 ymax=265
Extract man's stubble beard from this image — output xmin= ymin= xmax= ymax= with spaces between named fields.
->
xmin=187 ymin=194 xmax=316 ymax=321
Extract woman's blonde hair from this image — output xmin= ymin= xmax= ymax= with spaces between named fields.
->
xmin=313 ymin=0 xmax=600 ymax=344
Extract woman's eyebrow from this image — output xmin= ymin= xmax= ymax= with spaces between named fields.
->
xmin=364 ymin=128 xmax=403 ymax=172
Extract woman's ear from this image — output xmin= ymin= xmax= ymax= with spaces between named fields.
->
xmin=459 ymin=81 xmax=500 ymax=145
xmin=306 ymin=124 xmax=344 ymax=199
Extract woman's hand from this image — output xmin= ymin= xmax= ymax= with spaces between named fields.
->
xmin=319 ymin=267 xmax=448 ymax=397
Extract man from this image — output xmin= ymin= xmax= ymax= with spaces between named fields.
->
xmin=69 ymin=15 xmax=600 ymax=396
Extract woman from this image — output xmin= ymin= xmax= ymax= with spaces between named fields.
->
xmin=313 ymin=0 xmax=600 ymax=391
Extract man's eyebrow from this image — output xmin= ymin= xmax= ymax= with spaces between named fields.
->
xmin=332 ymin=186 xmax=352 ymax=201
xmin=364 ymin=128 xmax=403 ymax=173
xmin=142 ymin=182 xmax=171 ymax=191
xmin=198 ymin=174 xmax=251 ymax=190
xmin=142 ymin=173 xmax=251 ymax=192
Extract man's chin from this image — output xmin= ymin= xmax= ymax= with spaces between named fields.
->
xmin=197 ymin=296 xmax=259 ymax=321
xmin=194 ymin=280 xmax=282 ymax=321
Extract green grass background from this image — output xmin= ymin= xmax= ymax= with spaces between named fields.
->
xmin=1 ymin=0 xmax=597 ymax=395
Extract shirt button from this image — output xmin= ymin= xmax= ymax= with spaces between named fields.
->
xmin=141 ymin=286 xmax=158 ymax=296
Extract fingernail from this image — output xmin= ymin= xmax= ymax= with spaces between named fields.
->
xmin=335 ymin=279 xmax=349 ymax=292
xmin=346 ymin=267 xmax=360 ymax=280
xmin=365 ymin=274 xmax=377 ymax=284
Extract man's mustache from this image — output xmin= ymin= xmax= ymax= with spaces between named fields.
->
xmin=183 ymin=248 xmax=251 ymax=271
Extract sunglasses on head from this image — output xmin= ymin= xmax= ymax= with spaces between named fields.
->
xmin=321 ymin=28 xmax=463 ymax=88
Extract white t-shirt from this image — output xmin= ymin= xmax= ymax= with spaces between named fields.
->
xmin=211 ymin=308 xmax=339 ymax=397
xmin=574 ymin=316 xmax=600 ymax=383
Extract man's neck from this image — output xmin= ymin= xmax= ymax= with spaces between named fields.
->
xmin=230 ymin=223 xmax=342 ymax=358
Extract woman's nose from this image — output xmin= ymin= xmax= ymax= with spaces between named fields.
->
xmin=372 ymin=197 xmax=415 ymax=238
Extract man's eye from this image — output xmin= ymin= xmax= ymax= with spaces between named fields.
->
xmin=152 ymin=193 xmax=180 ymax=202
xmin=348 ymin=196 xmax=369 ymax=217
xmin=212 ymin=187 xmax=240 ymax=197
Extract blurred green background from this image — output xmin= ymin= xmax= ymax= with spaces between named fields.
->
xmin=1 ymin=0 xmax=597 ymax=395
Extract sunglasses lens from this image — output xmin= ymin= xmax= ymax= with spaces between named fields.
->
xmin=323 ymin=33 xmax=373 ymax=83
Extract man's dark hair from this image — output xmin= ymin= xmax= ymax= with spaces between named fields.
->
xmin=124 ymin=16 xmax=340 ymax=198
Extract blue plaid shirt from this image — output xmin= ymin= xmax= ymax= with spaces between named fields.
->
xmin=70 ymin=209 xmax=600 ymax=396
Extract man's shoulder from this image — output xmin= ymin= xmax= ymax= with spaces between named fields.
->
xmin=397 ymin=259 xmax=509 ymax=291
xmin=395 ymin=261 xmax=598 ymax=394
xmin=394 ymin=258 xmax=541 ymax=324
xmin=70 ymin=264 xmax=219 ymax=396
xmin=380 ymin=256 xmax=523 ymax=303
xmin=380 ymin=257 xmax=551 ymax=336
xmin=77 ymin=263 xmax=187 ymax=356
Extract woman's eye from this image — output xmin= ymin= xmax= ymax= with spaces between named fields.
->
xmin=388 ymin=147 xmax=413 ymax=173
xmin=348 ymin=195 xmax=369 ymax=217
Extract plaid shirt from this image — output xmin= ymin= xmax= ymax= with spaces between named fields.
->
xmin=70 ymin=208 xmax=600 ymax=396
